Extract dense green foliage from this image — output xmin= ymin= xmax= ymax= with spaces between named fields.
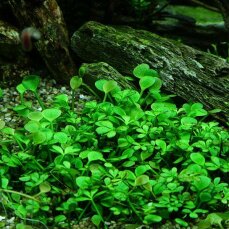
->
xmin=0 ymin=64 xmax=228 ymax=228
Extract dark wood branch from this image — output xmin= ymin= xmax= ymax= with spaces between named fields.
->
xmin=71 ymin=21 xmax=229 ymax=123
xmin=8 ymin=0 xmax=76 ymax=83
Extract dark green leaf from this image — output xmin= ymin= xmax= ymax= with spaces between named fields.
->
xmin=91 ymin=215 xmax=102 ymax=227
xmin=39 ymin=182 xmax=51 ymax=193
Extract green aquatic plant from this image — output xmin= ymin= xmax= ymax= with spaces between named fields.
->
xmin=0 ymin=64 xmax=228 ymax=228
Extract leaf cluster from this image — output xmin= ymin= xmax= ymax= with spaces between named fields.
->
xmin=0 ymin=64 xmax=228 ymax=228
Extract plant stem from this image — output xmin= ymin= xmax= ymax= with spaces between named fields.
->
xmin=82 ymin=83 xmax=100 ymax=99
xmin=14 ymin=136 xmax=24 ymax=151
xmin=34 ymin=91 xmax=45 ymax=110
xmin=77 ymin=202 xmax=90 ymax=223
xmin=103 ymin=93 xmax=107 ymax=102
xmin=71 ymin=90 xmax=75 ymax=111
xmin=127 ymin=198 xmax=143 ymax=222
xmin=91 ymin=199 xmax=104 ymax=222
xmin=0 ymin=189 xmax=39 ymax=202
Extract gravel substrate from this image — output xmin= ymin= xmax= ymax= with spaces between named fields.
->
xmin=0 ymin=78 xmax=91 ymax=128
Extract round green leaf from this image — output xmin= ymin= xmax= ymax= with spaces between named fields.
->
xmin=24 ymin=121 xmax=40 ymax=133
xmin=175 ymin=218 xmax=188 ymax=227
xmin=54 ymin=215 xmax=66 ymax=223
xmin=144 ymin=214 xmax=162 ymax=223
xmin=199 ymin=192 xmax=212 ymax=202
xmin=27 ymin=111 xmax=43 ymax=121
xmin=103 ymin=80 xmax=118 ymax=94
xmin=22 ymin=75 xmax=40 ymax=92
xmin=1 ymin=177 xmax=9 ymax=189
xmin=51 ymin=145 xmax=64 ymax=154
xmin=88 ymin=151 xmax=104 ymax=162
xmin=42 ymin=108 xmax=61 ymax=122
xmin=190 ymin=153 xmax=205 ymax=166
xmin=95 ymin=79 xmax=107 ymax=92
xmin=181 ymin=117 xmax=197 ymax=126
xmin=70 ymin=76 xmax=82 ymax=90
xmin=122 ymin=161 xmax=135 ymax=167
xmin=79 ymin=66 xmax=86 ymax=77
xmin=54 ymin=132 xmax=68 ymax=144
xmin=211 ymin=156 xmax=221 ymax=166
xmin=39 ymin=182 xmax=51 ymax=193
xmin=149 ymin=77 xmax=162 ymax=90
xmin=91 ymin=215 xmax=102 ymax=227
xmin=16 ymin=83 xmax=27 ymax=95
xmin=75 ymin=176 xmax=90 ymax=188
xmin=193 ymin=176 xmax=211 ymax=191
xmin=135 ymin=175 xmax=149 ymax=186
xmin=1 ymin=127 xmax=15 ymax=135
xmin=133 ymin=64 xmax=150 ymax=78
xmin=139 ymin=76 xmax=155 ymax=91
xmin=63 ymin=161 xmax=71 ymax=168
xmin=135 ymin=165 xmax=151 ymax=176
xmin=133 ymin=64 xmax=159 ymax=78
xmin=33 ymin=131 xmax=46 ymax=144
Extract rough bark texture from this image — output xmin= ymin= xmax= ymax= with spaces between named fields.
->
xmin=0 ymin=20 xmax=30 ymax=86
xmin=8 ymin=0 xmax=76 ymax=83
xmin=71 ymin=21 xmax=229 ymax=122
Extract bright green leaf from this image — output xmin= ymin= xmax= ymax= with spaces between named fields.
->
xmin=135 ymin=175 xmax=149 ymax=186
xmin=103 ymin=80 xmax=118 ymax=94
xmin=175 ymin=218 xmax=188 ymax=227
xmin=42 ymin=108 xmax=61 ymax=122
xmin=144 ymin=214 xmax=162 ymax=223
xmin=27 ymin=111 xmax=43 ymax=121
xmin=139 ymin=76 xmax=155 ymax=91
xmin=75 ymin=176 xmax=91 ymax=188
xmin=22 ymin=75 xmax=40 ymax=92
xmin=24 ymin=121 xmax=40 ymax=133
xmin=88 ymin=151 xmax=104 ymax=162
xmin=70 ymin=76 xmax=82 ymax=90
xmin=54 ymin=215 xmax=66 ymax=223
xmin=190 ymin=153 xmax=205 ymax=166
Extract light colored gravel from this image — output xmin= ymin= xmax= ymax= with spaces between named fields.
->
xmin=0 ymin=78 xmax=91 ymax=128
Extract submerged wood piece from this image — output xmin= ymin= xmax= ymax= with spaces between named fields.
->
xmin=71 ymin=21 xmax=229 ymax=122
xmin=0 ymin=20 xmax=30 ymax=86
xmin=0 ymin=20 xmax=20 ymax=60
xmin=8 ymin=0 xmax=76 ymax=82
xmin=81 ymin=62 xmax=134 ymax=90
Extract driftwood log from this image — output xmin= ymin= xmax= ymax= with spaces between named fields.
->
xmin=0 ymin=20 xmax=31 ymax=86
xmin=71 ymin=21 xmax=229 ymax=122
xmin=8 ymin=0 xmax=76 ymax=82
xmin=80 ymin=62 xmax=133 ymax=90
